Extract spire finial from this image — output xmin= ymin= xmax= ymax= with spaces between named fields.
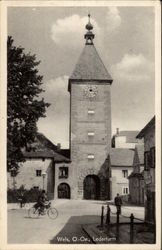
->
xmin=88 ymin=13 xmax=90 ymax=22
xmin=84 ymin=13 xmax=95 ymax=45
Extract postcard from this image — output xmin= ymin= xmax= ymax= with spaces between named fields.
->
xmin=0 ymin=1 xmax=161 ymax=250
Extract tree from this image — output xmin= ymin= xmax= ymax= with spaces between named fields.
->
xmin=7 ymin=36 xmax=50 ymax=172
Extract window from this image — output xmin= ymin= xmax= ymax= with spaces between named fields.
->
xmin=33 ymin=186 xmax=39 ymax=190
xmin=88 ymin=110 xmax=95 ymax=114
xmin=123 ymin=187 xmax=129 ymax=194
xmin=150 ymin=147 xmax=155 ymax=168
xmin=88 ymin=132 xmax=95 ymax=136
xmin=88 ymin=154 xmax=94 ymax=160
xmin=36 ymin=170 xmax=42 ymax=176
xmin=122 ymin=170 xmax=128 ymax=178
xmin=144 ymin=151 xmax=151 ymax=171
xmin=59 ymin=166 xmax=68 ymax=179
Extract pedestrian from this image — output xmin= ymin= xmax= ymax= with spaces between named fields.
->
xmin=114 ymin=193 xmax=122 ymax=214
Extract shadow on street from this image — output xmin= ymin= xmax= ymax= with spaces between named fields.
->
xmin=50 ymin=215 xmax=99 ymax=244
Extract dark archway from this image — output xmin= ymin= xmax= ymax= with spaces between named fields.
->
xmin=83 ymin=175 xmax=100 ymax=200
xmin=58 ymin=183 xmax=71 ymax=199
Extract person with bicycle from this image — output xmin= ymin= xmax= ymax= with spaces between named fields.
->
xmin=114 ymin=193 xmax=122 ymax=215
xmin=36 ymin=190 xmax=49 ymax=214
xmin=29 ymin=190 xmax=58 ymax=219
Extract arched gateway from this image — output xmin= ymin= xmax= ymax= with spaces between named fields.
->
xmin=58 ymin=183 xmax=70 ymax=199
xmin=83 ymin=175 xmax=100 ymax=200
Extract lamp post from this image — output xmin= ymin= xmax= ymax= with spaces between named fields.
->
xmin=42 ymin=171 xmax=47 ymax=190
xmin=11 ymin=166 xmax=16 ymax=189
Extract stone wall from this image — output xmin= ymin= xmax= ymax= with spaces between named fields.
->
xmin=7 ymin=158 xmax=54 ymax=198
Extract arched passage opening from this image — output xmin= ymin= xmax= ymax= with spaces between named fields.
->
xmin=83 ymin=175 xmax=100 ymax=200
xmin=58 ymin=183 xmax=71 ymax=199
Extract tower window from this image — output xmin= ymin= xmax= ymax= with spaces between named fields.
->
xmin=88 ymin=154 xmax=94 ymax=159
xmin=88 ymin=110 xmax=95 ymax=114
xmin=88 ymin=132 xmax=94 ymax=136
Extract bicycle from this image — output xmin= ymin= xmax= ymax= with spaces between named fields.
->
xmin=28 ymin=201 xmax=58 ymax=219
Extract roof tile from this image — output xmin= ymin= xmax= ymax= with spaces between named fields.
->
xmin=111 ymin=148 xmax=134 ymax=166
xmin=69 ymin=44 xmax=112 ymax=81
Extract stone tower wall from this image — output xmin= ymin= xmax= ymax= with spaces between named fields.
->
xmin=70 ymin=82 xmax=111 ymax=199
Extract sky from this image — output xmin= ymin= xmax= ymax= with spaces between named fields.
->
xmin=8 ymin=6 xmax=155 ymax=148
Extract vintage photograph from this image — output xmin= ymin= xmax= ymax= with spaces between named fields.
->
xmin=0 ymin=1 xmax=161 ymax=248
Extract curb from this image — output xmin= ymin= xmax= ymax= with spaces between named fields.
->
xmin=82 ymin=225 xmax=96 ymax=244
xmin=82 ymin=224 xmax=116 ymax=244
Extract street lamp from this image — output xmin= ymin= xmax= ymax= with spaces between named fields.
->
xmin=42 ymin=171 xmax=47 ymax=190
xmin=10 ymin=166 xmax=16 ymax=189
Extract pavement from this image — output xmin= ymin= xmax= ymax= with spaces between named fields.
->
xmin=8 ymin=199 xmax=145 ymax=244
xmin=83 ymin=223 xmax=155 ymax=244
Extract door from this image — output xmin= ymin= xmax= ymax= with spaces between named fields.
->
xmin=83 ymin=175 xmax=100 ymax=200
xmin=58 ymin=183 xmax=70 ymax=199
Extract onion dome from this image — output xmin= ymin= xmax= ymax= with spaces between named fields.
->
xmin=84 ymin=14 xmax=95 ymax=45
xmin=85 ymin=14 xmax=93 ymax=30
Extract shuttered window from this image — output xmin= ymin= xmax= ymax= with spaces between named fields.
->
xmin=150 ymin=147 xmax=155 ymax=168
xmin=144 ymin=151 xmax=151 ymax=171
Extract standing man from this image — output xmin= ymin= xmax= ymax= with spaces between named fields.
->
xmin=114 ymin=193 xmax=122 ymax=214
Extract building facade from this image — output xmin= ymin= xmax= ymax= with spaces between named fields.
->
xmin=136 ymin=116 xmax=155 ymax=223
xmin=110 ymin=148 xmax=134 ymax=200
xmin=7 ymin=133 xmax=70 ymax=199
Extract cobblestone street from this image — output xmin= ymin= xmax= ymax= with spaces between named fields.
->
xmin=8 ymin=199 xmax=144 ymax=244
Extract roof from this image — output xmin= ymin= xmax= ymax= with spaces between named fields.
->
xmin=135 ymin=144 xmax=144 ymax=165
xmin=22 ymin=133 xmax=70 ymax=163
xmin=68 ymin=44 xmax=112 ymax=89
xmin=110 ymin=148 xmax=134 ymax=166
xmin=59 ymin=149 xmax=70 ymax=159
xmin=136 ymin=116 xmax=155 ymax=139
xmin=128 ymin=172 xmax=144 ymax=179
xmin=116 ymin=131 xmax=140 ymax=143
xmin=23 ymin=150 xmax=70 ymax=163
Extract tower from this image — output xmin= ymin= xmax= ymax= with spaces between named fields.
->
xmin=68 ymin=15 xmax=113 ymax=200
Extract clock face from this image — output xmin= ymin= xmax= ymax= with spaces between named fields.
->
xmin=83 ymin=85 xmax=98 ymax=98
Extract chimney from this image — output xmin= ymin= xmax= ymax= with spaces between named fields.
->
xmin=116 ymin=128 xmax=119 ymax=135
xmin=57 ymin=143 xmax=61 ymax=150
